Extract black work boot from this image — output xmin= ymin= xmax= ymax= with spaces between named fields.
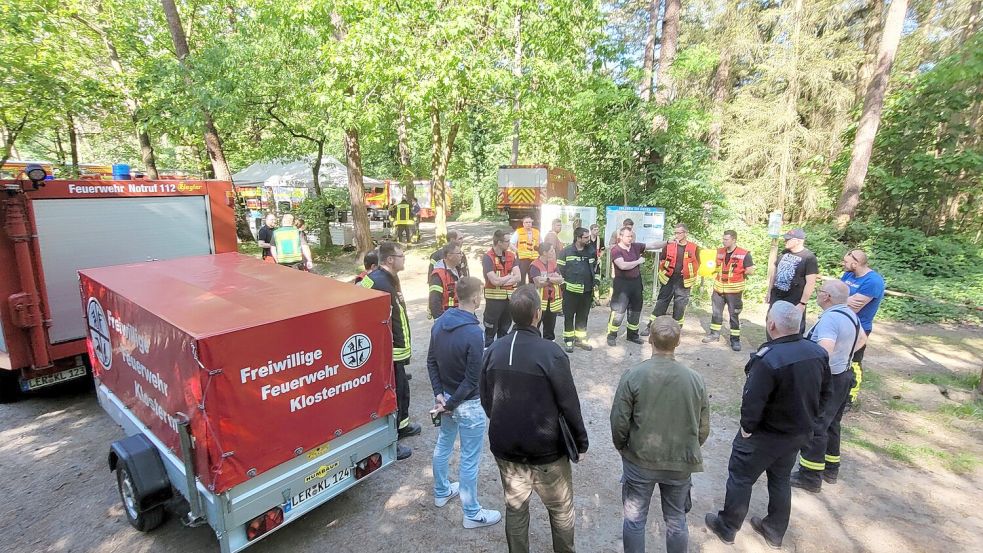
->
xmin=701 ymin=331 xmax=720 ymax=344
xmin=607 ymin=333 xmax=617 ymax=347
xmin=704 ymin=513 xmax=735 ymax=545
xmin=626 ymin=334 xmax=644 ymax=344
xmin=730 ymin=336 xmax=742 ymax=351
xmin=639 ymin=321 xmax=651 ymax=336
xmin=750 ymin=516 xmax=783 ymax=549
xmin=790 ymin=469 xmax=823 ymax=493
xmin=823 ymin=463 xmax=839 ymax=484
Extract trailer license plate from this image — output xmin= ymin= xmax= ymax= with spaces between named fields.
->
xmin=22 ymin=367 xmax=87 ymax=391
xmin=284 ymin=467 xmax=354 ymax=512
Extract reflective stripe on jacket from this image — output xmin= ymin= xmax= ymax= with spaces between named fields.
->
xmin=429 ymin=266 xmax=459 ymax=318
xmin=557 ymin=244 xmax=596 ymax=294
xmin=362 ymin=268 xmax=411 ymax=361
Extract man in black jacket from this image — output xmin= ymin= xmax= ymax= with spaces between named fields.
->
xmin=705 ymin=301 xmax=832 ymax=549
xmin=480 ymin=285 xmax=589 ymax=553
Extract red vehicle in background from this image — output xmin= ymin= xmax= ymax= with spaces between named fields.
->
xmin=364 ymin=179 xmax=451 ymax=221
xmin=0 ymin=167 xmax=236 ymax=401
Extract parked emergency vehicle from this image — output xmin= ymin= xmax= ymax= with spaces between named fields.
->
xmin=497 ymin=165 xmax=578 ymax=227
xmin=83 ymin=253 xmax=396 ymax=552
xmin=364 ymin=179 xmax=450 ymax=220
xmin=0 ymin=171 xmax=236 ymax=401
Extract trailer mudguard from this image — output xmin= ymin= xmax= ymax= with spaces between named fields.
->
xmin=108 ymin=434 xmax=172 ymax=509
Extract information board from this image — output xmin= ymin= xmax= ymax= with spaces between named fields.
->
xmin=605 ymin=206 xmax=665 ymax=246
xmin=540 ymin=205 xmax=598 ymax=244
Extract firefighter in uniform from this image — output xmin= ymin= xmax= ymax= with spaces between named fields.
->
xmin=645 ymin=223 xmax=700 ymax=333
xmin=528 ymin=243 xmax=564 ymax=341
xmin=394 ymin=199 xmax=414 ymax=243
xmin=790 ymin=281 xmax=866 ymax=493
xmin=705 ymin=301 xmax=832 ymax=549
xmin=702 ymin=230 xmax=756 ymax=351
xmin=607 ymin=227 xmax=667 ymax=346
xmin=270 ymin=213 xmax=313 ymax=270
xmin=361 ymin=241 xmax=420 ymax=460
xmin=557 ymin=227 xmax=596 ymax=353
xmin=509 ymin=216 xmax=541 ymax=284
xmin=483 ymin=229 xmax=521 ymax=346
xmin=429 ymin=242 xmax=463 ymax=319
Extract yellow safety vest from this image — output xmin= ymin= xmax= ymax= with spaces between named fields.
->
xmin=395 ymin=204 xmax=412 ymax=225
xmin=272 ymin=227 xmax=303 ymax=264
xmin=516 ymin=227 xmax=540 ymax=260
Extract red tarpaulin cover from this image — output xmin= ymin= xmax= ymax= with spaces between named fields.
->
xmin=80 ymin=253 xmax=396 ymax=493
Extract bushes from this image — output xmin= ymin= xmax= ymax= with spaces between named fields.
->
xmin=705 ymin=221 xmax=983 ymax=325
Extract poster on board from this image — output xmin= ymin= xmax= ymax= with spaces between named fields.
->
xmin=605 ymin=206 xmax=665 ymax=246
xmin=539 ymin=205 xmax=598 ymax=245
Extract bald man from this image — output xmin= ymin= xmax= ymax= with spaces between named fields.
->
xmin=790 ymin=281 xmax=867 ymax=493
xmin=840 ymin=249 xmax=885 ymax=405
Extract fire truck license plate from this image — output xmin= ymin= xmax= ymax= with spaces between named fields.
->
xmin=23 ymin=367 xmax=88 ymax=391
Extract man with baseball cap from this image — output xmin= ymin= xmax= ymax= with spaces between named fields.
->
xmin=765 ymin=228 xmax=818 ymax=337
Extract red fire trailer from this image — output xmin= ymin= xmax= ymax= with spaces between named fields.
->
xmin=0 ymin=177 xmax=236 ymax=401
xmin=81 ymin=253 xmax=397 ymax=551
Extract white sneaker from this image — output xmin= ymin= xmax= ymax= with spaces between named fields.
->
xmin=463 ymin=509 xmax=502 ymax=529
xmin=434 ymin=482 xmax=460 ymax=507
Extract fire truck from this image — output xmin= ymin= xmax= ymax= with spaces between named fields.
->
xmin=0 ymin=167 xmax=236 ymax=401
xmin=497 ymin=165 xmax=578 ymax=227
xmin=364 ymin=179 xmax=451 ymax=221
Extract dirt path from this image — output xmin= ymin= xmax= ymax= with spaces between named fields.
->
xmin=1 ymin=221 xmax=980 ymax=553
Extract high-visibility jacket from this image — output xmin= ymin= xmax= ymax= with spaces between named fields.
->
xmin=361 ymin=268 xmax=411 ymax=361
xmin=530 ymin=259 xmax=562 ymax=312
xmin=484 ymin=249 xmax=517 ymax=300
xmin=354 ymin=270 xmax=372 ymax=286
xmin=429 ymin=264 xmax=459 ymax=318
xmin=658 ymin=241 xmax=699 ymax=288
xmin=714 ymin=247 xmax=751 ymax=294
xmin=272 ymin=226 xmax=303 ymax=264
xmin=515 ymin=227 xmax=541 ymax=260
xmin=395 ymin=203 xmax=413 ymax=226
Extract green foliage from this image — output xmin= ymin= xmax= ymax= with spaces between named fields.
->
xmin=912 ymin=372 xmax=982 ymax=391
xmin=939 ymin=401 xmax=983 ymax=422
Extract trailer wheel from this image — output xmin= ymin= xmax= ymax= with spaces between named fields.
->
xmin=116 ymin=465 xmax=166 ymax=532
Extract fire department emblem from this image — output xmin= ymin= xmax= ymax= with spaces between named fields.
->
xmin=341 ymin=333 xmax=371 ymax=370
xmin=86 ymin=298 xmax=112 ymax=370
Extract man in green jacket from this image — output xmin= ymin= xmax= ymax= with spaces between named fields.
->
xmin=610 ymin=315 xmax=710 ymax=553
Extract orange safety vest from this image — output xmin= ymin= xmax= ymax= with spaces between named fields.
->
xmin=530 ymin=259 xmax=562 ymax=312
xmin=484 ymin=249 xmax=517 ymax=299
xmin=432 ymin=267 xmax=459 ymax=312
xmin=658 ymin=241 xmax=699 ymax=288
xmin=516 ymin=227 xmax=541 ymax=260
xmin=714 ymin=247 xmax=750 ymax=294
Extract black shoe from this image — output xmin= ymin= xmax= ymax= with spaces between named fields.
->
xmin=396 ymin=443 xmax=412 ymax=460
xmin=730 ymin=338 xmax=742 ymax=352
xmin=704 ymin=513 xmax=735 ymax=545
xmin=789 ymin=471 xmax=822 ymax=493
xmin=750 ymin=516 xmax=782 ymax=549
xmin=575 ymin=340 xmax=592 ymax=351
xmin=607 ymin=335 xmax=617 ymax=347
xmin=397 ymin=422 xmax=422 ymax=439
xmin=823 ymin=470 xmax=838 ymax=484
xmin=627 ymin=335 xmax=644 ymax=345
xmin=564 ymin=344 xmax=574 ymax=354
xmin=639 ymin=322 xmax=651 ymax=337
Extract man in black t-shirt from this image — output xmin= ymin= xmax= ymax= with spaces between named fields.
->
xmin=607 ymin=227 xmax=668 ymax=346
xmin=766 ymin=228 xmax=818 ymax=336
xmin=256 ymin=213 xmax=277 ymax=262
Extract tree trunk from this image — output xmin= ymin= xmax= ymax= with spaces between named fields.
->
xmin=653 ymin=0 xmax=680 ymax=107
xmin=834 ymin=0 xmax=909 ymax=229
xmin=311 ymin=141 xmax=323 ymax=197
xmin=54 ymin=128 xmax=66 ymax=166
xmin=640 ymin=0 xmax=660 ymax=101
xmin=396 ymin=106 xmax=415 ymax=201
xmin=855 ymin=0 xmax=884 ymax=104
xmin=708 ymin=47 xmax=732 ymax=160
xmin=963 ymin=0 xmax=981 ymax=42
xmin=344 ymin=128 xmax=374 ymax=262
xmin=511 ymin=9 xmax=522 ymax=164
xmin=193 ymin=142 xmax=213 ymax=179
xmin=0 ymin=115 xmax=29 ymax=169
xmin=430 ymin=107 xmax=459 ymax=243
xmin=161 ymin=0 xmax=233 ymax=182
xmin=67 ymin=112 xmax=80 ymax=177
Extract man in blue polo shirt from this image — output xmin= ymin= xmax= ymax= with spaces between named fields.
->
xmin=840 ymin=249 xmax=885 ymax=405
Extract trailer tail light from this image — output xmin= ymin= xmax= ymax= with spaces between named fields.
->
xmin=355 ymin=453 xmax=382 ymax=480
xmin=246 ymin=506 xmax=283 ymax=542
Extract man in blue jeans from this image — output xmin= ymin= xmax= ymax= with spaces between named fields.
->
xmin=428 ymin=276 xmax=502 ymax=529
xmin=610 ymin=316 xmax=710 ymax=553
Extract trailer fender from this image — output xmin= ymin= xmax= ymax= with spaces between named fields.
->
xmin=108 ymin=434 xmax=173 ymax=510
